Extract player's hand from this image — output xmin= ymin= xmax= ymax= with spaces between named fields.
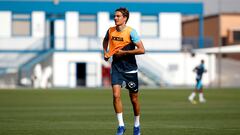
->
xmin=115 ymin=50 xmax=126 ymax=57
xmin=104 ymin=57 xmax=109 ymax=61
xmin=104 ymin=54 xmax=109 ymax=61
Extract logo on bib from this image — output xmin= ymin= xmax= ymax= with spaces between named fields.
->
xmin=112 ymin=36 xmax=124 ymax=41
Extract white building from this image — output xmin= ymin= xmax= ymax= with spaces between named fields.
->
xmin=0 ymin=1 xmax=215 ymax=88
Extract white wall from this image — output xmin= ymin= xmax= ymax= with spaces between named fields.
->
xmin=159 ymin=13 xmax=181 ymax=39
xmin=127 ymin=12 xmax=141 ymax=35
xmin=97 ymin=12 xmax=111 ymax=38
xmin=142 ymin=13 xmax=182 ymax=51
xmin=53 ymin=52 xmax=102 ymax=87
xmin=138 ymin=53 xmax=216 ymax=86
xmin=69 ymin=62 xmax=76 ymax=88
xmin=142 ymin=38 xmax=181 ymax=51
xmin=66 ymin=12 xmax=79 ymax=37
xmin=86 ymin=62 xmax=98 ymax=87
xmin=55 ymin=20 xmax=65 ymax=49
xmin=32 ymin=12 xmax=45 ymax=37
xmin=0 ymin=11 xmax=11 ymax=37
xmin=67 ymin=37 xmax=88 ymax=50
xmin=0 ymin=37 xmax=45 ymax=50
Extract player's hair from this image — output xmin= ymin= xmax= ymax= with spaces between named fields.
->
xmin=115 ymin=7 xmax=129 ymax=23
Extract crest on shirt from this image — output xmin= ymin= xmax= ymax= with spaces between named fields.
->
xmin=128 ymin=81 xmax=136 ymax=88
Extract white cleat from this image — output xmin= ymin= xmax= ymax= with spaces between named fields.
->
xmin=189 ymin=99 xmax=198 ymax=104
xmin=188 ymin=98 xmax=197 ymax=104
xmin=199 ymin=98 xmax=206 ymax=103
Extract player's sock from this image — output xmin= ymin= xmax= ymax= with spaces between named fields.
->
xmin=116 ymin=113 xmax=124 ymax=126
xmin=188 ymin=92 xmax=196 ymax=101
xmin=134 ymin=115 xmax=140 ymax=127
xmin=199 ymin=93 xmax=206 ymax=102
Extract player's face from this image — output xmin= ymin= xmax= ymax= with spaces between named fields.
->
xmin=114 ymin=11 xmax=127 ymax=26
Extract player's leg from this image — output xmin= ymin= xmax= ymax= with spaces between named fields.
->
xmin=198 ymin=88 xmax=206 ymax=103
xmin=129 ymin=92 xmax=140 ymax=122
xmin=125 ymin=72 xmax=141 ymax=135
xmin=188 ymin=80 xmax=198 ymax=103
xmin=111 ymin=66 xmax=126 ymax=135
xmin=112 ymin=85 xmax=123 ymax=114
xmin=125 ymin=73 xmax=140 ymax=117
xmin=129 ymin=92 xmax=141 ymax=135
xmin=188 ymin=90 xmax=196 ymax=101
xmin=129 ymin=92 xmax=140 ymax=117
xmin=112 ymin=85 xmax=126 ymax=135
xmin=196 ymin=80 xmax=206 ymax=103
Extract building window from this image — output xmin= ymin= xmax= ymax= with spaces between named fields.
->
xmin=79 ymin=14 xmax=97 ymax=36
xmin=12 ymin=14 xmax=31 ymax=36
xmin=233 ymin=31 xmax=240 ymax=43
xmin=141 ymin=15 xmax=158 ymax=37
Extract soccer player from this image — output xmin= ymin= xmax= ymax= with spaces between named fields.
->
xmin=188 ymin=59 xmax=207 ymax=103
xmin=102 ymin=7 xmax=145 ymax=135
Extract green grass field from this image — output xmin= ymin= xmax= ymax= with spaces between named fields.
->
xmin=0 ymin=88 xmax=240 ymax=135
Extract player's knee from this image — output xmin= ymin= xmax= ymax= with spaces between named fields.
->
xmin=131 ymin=97 xmax=138 ymax=104
xmin=113 ymin=94 xmax=121 ymax=101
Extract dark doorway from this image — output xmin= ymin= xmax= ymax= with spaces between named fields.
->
xmin=76 ymin=63 xmax=86 ymax=86
xmin=49 ymin=20 xmax=55 ymax=49
xmin=50 ymin=20 xmax=55 ymax=48
xmin=46 ymin=13 xmax=64 ymax=49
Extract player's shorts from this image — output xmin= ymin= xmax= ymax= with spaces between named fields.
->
xmin=196 ymin=79 xmax=203 ymax=90
xmin=111 ymin=67 xmax=139 ymax=93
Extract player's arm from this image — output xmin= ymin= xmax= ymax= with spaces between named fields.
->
xmin=193 ymin=67 xmax=197 ymax=72
xmin=115 ymin=29 xmax=145 ymax=56
xmin=204 ymin=68 xmax=207 ymax=73
xmin=102 ymin=30 xmax=109 ymax=61
xmin=117 ymin=41 xmax=145 ymax=55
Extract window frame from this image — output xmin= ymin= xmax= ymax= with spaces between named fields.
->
xmin=78 ymin=14 xmax=97 ymax=37
xmin=12 ymin=13 xmax=32 ymax=37
xmin=140 ymin=14 xmax=159 ymax=38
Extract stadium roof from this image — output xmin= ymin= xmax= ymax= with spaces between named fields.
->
xmin=192 ymin=45 xmax=240 ymax=54
xmin=0 ymin=0 xmax=203 ymax=15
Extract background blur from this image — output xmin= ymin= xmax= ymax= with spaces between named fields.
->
xmin=0 ymin=0 xmax=240 ymax=89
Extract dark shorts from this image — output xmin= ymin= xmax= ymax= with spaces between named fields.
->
xmin=111 ymin=69 xmax=139 ymax=93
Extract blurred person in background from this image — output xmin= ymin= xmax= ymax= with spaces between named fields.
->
xmin=188 ymin=59 xmax=207 ymax=104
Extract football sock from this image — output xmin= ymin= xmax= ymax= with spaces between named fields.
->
xmin=134 ymin=115 xmax=140 ymax=127
xmin=199 ymin=93 xmax=204 ymax=100
xmin=116 ymin=113 xmax=124 ymax=126
xmin=189 ymin=92 xmax=196 ymax=100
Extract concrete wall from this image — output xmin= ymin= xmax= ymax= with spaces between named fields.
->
xmin=140 ymin=53 xmax=216 ymax=86
xmin=53 ymin=52 xmax=102 ymax=87
xmin=0 ymin=11 xmax=11 ymax=37
xmin=32 ymin=12 xmax=45 ymax=38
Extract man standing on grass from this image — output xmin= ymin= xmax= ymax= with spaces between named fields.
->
xmin=188 ymin=59 xmax=207 ymax=104
xmin=102 ymin=7 xmax=145 ymax=135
